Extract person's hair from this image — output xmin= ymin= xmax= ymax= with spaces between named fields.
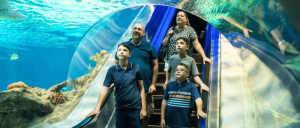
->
xmin=117 ymin=43 xmax=131 ymax=53
xmin=177 ymin=63 xmax=190 ymax=73
xmin=178 ymin=11 xmax=191 ymax=26
xmin=176 ymin=37 xmax=190 ymax=46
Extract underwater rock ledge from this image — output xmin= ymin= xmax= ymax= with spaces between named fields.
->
xmin=0 ymin=53 xmax=111 ymax=128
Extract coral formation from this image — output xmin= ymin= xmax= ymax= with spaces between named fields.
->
xmin=7 ymin=81 xmax=29 ymax=89
xmin=47 ymin=93 xmax=67 ymax=105
xmin=89 ymin=50 xmax=107 ymax=62
xmin=0 ymin=87 xmax=54 ymax=128
xmin=89 ymin=63 xmax=92 ymax=73
xmin=89 ymin=52 xmax=100 ymax=62
xmin=100 ymin=50 xmax=107 ymax=55
xmin=0 ymin=53 xmax=111 ymax=128
xmin=47 ymin=81 xmax=67 ymax=93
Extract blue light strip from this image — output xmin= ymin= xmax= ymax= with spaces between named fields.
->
xmin=144 ymin=5 xmax=177 ymax=53
xmin=202 ymin=23 xmax=219 ymax=80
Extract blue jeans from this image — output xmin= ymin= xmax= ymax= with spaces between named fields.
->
xmin=115 ymin=109 xmax=142 ymax=128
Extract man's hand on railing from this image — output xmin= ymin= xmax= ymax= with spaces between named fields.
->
xmin=86 ymin=109 xmax=100 ymax=118
xmin=197 ymin=110 xmax=207 ymax=119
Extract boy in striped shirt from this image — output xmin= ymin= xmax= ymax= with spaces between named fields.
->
xmin=161 ymin=63 xmax=207 ymax=128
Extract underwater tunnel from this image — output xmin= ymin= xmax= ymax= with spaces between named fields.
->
xmin=0 ymin=0 xmax=300 ymax=128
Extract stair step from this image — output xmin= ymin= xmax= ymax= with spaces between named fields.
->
xmin=148 ymin=125 xmax=161 ymax=128
xmin=153 ymin=95 xmax=163 ymax=99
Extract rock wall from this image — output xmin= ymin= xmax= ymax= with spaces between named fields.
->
xmin=0 ymin=53 xmax=111 ymax=128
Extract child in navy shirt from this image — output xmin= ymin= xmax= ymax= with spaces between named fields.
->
xmin=86 ymin=43 xmax=147 ymax=128
xmin=161 ymin=63 xmax=207 ymax=128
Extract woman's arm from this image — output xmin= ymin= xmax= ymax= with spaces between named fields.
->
xmin=162 ymin=29 xmax=174 ymax=47
xmin=192 ymin=38 xmax=211 ymax=64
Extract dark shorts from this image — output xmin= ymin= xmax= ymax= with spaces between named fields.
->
xmin=115 ymin=109 xmax=142 ymax=128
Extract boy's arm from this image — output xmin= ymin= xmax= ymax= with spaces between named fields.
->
xmin=194 ymin=76 xmax=209 ymax=94
xmin=191 ymin=59 xmax=210 ymax=93
xmin=95 ymin=86 xmax=110 ymax=111
xmin=164 ymin=69 xmax=170 ymax=90
xmin=192 ymin=84 xmax=207 ymax=119
xmin=195 ymin=98 xmax=207 ymax=119
xmin=161 ymin=100 xmax=168 ymax=127
xmin=86 ymin=86 xmax=110 ymax=118
xmin=87 ymin=68 xmax=114 ymax=118
xmin=164 ymin=57 xmax=172 ymax=90
xmin=137 ymin=80 xmax=147 ymax=119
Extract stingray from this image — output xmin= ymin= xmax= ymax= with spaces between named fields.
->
xmin=0 ymin=0 xmax=26 ymax=20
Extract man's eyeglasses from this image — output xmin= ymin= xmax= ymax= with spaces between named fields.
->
xmin=176 ymin=68 xmax=188 ymax=73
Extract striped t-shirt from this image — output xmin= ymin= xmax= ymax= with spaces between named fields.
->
xmin=163 ymin=80 xmax=201 ymax=127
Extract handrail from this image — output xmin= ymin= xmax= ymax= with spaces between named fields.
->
xmin=72 ymin=88 xmax=114 ymax=128
xmin=202 ymin=23 xmax=220 ymax=128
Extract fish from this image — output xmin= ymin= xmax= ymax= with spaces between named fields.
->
xmin=0 ymin=0 xmax=27 ymax=20
xmin=9 ymin=53 xmax=18 ymax=60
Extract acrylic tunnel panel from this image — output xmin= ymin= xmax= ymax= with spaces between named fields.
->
xmin=216 ymin=32 xmax=300 ymax=128
xmin=1 ymin=0 xmax=300 ymax=128
xmin=0 ymin=4 xmax=155 ymax=127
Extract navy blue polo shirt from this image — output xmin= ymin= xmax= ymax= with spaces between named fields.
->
xmin=103 ymin=62 xmax=143 ymax=110
xmin=163 ymin=80 xmax=201 ymax=128
xmin=115 ymin=38 xmax=158 ymax=91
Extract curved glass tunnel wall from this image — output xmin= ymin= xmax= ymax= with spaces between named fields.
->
xmin=0 ymin=0 xmax=300 ymax=128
